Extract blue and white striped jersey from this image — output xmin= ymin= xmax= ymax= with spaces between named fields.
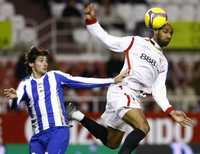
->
xmin=15 ymin=70 xmax=114 ymax=134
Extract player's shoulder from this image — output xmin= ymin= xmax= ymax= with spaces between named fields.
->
xmin=131 ymin=36 xmax=151 ymax=46
xmin=23 ymin=75 xmax=30 ymax=80
xmin=121 ymin=35 xmax=134 ymax=43
xmin=49 ymin=70 xmax=70 ymax=76
xmin=121 ymin=35 xmax=143 ymax=45
xmin=48 ymin=70 xmax=61 ymax=75
xmin=48 ymin=70 xmax=58 ymax=74
xmin=135 ymin=36 xmax=150 ymax=42
xmin=20 ymin=75 xmax=31 ymax=82
xmin=18 ymin=76 xmax=31 ymax=86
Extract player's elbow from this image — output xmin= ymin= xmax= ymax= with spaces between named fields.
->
xmin=10 ymin=98 xmax=18 ymax=111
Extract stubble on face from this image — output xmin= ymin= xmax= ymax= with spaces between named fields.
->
xmin=157 ymin=23 xmax=174 ymax=47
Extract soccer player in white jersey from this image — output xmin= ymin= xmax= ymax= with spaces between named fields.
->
xmin=70 ymin=4 xmax=194 ymax=154
xmin=3 ymin=46 xmax=127 ymax=154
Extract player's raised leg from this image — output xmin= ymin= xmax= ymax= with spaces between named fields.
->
xmin=71 ymin=109 xmax=124 ymax=149
xmin=118 ymin=108 xmax=150 ymax=154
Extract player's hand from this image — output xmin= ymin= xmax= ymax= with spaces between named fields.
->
xmin=84 ymin=3 xmax=96 ymax=20
xmin=3 ymin=88 xmax=17 ymax=99
xmin=113 ymin=69 xmax=129 ymax=83
xmin=169 ymin=110 xmax=194 ymax=127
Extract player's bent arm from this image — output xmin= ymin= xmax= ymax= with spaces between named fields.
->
xmin=152 ymin=71 xmax=174 ymax=114
xmin=86 ymin=20 xmax=132 ymax=52
xmin=15 ymin=81 xmax=28 ymax=105
xmin=8 ymin=98 xmax=18 ymax=110
xmin=84 ymin=4 xmax=133 ymax=52
xmin=4 ymin=81 xmax=27 ymax=110
xmin=152 ymin=70 xmax=194 ymax=126
xmin=3 ymin=88 xmax=18 ymax=110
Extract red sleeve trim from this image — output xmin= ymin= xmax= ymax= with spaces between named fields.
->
xmin=85 ymin=18 xmax=97 ymax=25
xmin=124 ymin=37 xmax=134 ymax=53
xmin=166 ymin=106 xmax=174 ymax=114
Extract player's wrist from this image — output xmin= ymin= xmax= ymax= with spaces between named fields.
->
xmin=85 ymin=18 xmax=97 ymax=25
xmin=166 ymin=106 xmax=174 ymax=116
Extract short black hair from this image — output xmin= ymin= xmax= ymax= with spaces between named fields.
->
xmin=25 ymin=46 xmax=49 ymax=74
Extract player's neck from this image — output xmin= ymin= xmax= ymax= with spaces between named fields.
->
xmin=32 ymin=71 xmax=46 ymax=79
xmin=151 ymin=37 xmax=162 ymax=50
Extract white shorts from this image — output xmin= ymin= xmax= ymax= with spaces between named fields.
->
xmin=101 ymin=84 xmax=143 ymax=132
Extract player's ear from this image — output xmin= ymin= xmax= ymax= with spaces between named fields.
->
xmin=29 ymin=63 xmax=34 ymax=68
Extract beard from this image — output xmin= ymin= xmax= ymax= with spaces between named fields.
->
xmin=158 ymin=37 xmax=170 ymax=47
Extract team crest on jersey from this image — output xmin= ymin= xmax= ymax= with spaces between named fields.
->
xmin=158 ymin=58 xmax=166 ymax=73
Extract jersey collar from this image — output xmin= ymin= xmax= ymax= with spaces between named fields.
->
xmin=31 ymin=72 xmax=47 ymax=81
xmin=150 ymin=38 xmax=162 ymax=51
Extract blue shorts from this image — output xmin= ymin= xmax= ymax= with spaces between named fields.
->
xmin=29 ymin=126 xmax=70 ymax=154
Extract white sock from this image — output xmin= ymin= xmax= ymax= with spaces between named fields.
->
xmin=72 ymin=110 xmax=84 ymax=121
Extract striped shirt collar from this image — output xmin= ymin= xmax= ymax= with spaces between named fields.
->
xmin=30 ymin=72 xmax=47 ymax=81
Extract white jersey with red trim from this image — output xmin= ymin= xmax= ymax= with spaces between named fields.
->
xmin=86 ymin=21 xmax=172 ymax=112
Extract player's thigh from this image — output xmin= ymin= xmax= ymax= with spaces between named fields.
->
xmin=106 ymin=126 xmax=124 ymax=149
xmin=122 ymin=108 xmax=150 ymax=134
xmin=47 ymin=127 xmax=70 ymax=154
xmin=29 ymin=136 xmax=45 ymax=154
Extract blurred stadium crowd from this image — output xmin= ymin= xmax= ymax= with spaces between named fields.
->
xmin=1 ymin=0 xmax=200 ymax=47
xmin=0 ymin=0 xmax=200 ymax=114
xmin=0 ymin=53 xmax=200 ymax=114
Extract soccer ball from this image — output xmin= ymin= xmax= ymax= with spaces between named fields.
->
xmin=144 ymin=7 xmax=168 ymax=29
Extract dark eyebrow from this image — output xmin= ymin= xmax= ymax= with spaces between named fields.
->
xmin=38 ymin=56 xmax=48 ymax=60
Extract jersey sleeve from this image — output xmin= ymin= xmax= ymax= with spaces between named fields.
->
xmin=86 ymin=21 xmax=133 ymax=52
xmin=54 ymin=71 xmax=114 ymax=88
xmin=151 ymin=67 xmax=173 ymax=112
xmin=14 ymin=81 xmax=28 ymax=106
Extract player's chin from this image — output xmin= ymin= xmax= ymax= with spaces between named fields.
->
xmin=42 ymin=69 xmax=48 ymax=73
xmin=161 ymin=41 xmax=170 ymax=47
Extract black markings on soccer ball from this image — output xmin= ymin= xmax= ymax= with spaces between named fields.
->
xmin=148 ymin=10 xmax=167 ymax=28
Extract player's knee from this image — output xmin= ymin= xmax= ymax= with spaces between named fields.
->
xmin=137 ymin=122 xmax=150 ymax=135
xmin=106 ymin=141 xmax=120 ymax=149
xmin=143 ymin=124 xmax=150 ymax=135
xmin=106 ymin=137 xmax=121 ymax=149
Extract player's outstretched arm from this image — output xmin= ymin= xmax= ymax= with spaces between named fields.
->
xmin=169 ymin=110 xmax=194 ymax=127
xmin=83 ymin=3 xmax=132 ymax=53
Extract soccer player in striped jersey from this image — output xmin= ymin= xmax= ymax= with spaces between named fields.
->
xmin=70 ymin=4 xmax=194 ymax=154
xmin=3 ymin=46 xmax=127 ymax=154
